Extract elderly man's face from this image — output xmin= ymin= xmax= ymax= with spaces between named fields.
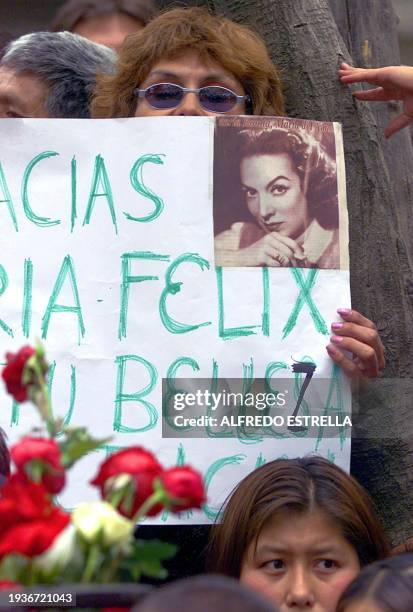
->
xmin=0 ymin=66 xmax=50 ymax=118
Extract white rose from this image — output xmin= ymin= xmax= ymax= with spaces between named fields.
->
xmin=35 ymin=524 xmax=79 ymax=572
xmin=72 ymin=501 xmax=134 ymax=546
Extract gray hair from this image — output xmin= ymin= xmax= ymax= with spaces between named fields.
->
xmin=1 ymin=31 xmax=117 ymax=118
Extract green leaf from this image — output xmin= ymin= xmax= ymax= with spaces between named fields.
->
xmin=120 ymin=556 xmax=167 ymax=580
xmin=133 ymin=539 xmax=177 ymax=562
xmin=118 ymin=539 xmax=177 ymax=581
xmin=60 ymin=427 xmax=111 ymax=467
xmin=136 ymin=559 xmax=167 ymax=579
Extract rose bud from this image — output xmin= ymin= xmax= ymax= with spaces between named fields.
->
xmin=11 ymin=437 xmax=65 ymax=494
xmin=160 ymin=466 xmax=205 ymax=512
xmin=1 ymin=346 xmax=35 ymax=402
xmin=91 ymin=447 xmax=164 ymax=518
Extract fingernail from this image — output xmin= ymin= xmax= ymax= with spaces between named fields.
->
xmin=326 ymin=343 xmax=338 ymax=355
xmin=331 ymin=335 xmax=343 ymax=344
xmin=337 ymin=308 xmax=351 ymax=316
xmin=332 ymin=322 xmax=344 ymax=330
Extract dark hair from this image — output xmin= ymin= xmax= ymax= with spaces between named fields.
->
xmin=337 ymin=554 xmax=413 ymax=612
xmin=135 ymin=574 xmax=277 ymax=612
xmin=208 ymin=456 xmax=389 ymax=578
xmin=50 ymin=0 xmax=155 ymax=32
xmin=0 ymin=428 xmax=10 ymax=479
xmin=92 ymin=7 xmax=284 ymax=118
xmin=1 ymin=32 xmax=116 ymax=118
xmin=239 ymin=127 xmax=338 ymax=229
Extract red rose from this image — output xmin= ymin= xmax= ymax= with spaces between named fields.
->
xmin=91 ymin=447 xmax=164 ymax=518
xmin=1 ymin=346 xmax=35 ymax=402
xmin=160 ymin=466 xmax=205 ymax=512
xmin=0 ymin=475 xmax=70 ymax=558
xmin=0 ymin=474 xmax=51 ymax=527
xmin=0 ymin=507 xmax=70 ymax=558
xmin=11 ymin=437 xmax=65 ymax=494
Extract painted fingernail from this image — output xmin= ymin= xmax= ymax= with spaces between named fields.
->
xmin=326 ymin=343 xmax=338 ymax=355
xmin=331 ymin=335 xmax=343 ymax=344
xmin=331 ymin=322 xmax=344 ymax=330
xmin=337 ymin=308 xmax=352 ymax=316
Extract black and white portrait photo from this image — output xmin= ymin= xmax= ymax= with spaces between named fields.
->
xmin=214 ymin=117 xmax=346 ymax=269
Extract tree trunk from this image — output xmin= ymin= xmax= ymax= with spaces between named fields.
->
xmin=158 ymin=0 xmax=413 ymax=545
xmin=329 ymin=0 xmax=413 ymax=267
xmin=327 ymin=0 xmax=413 ymax=547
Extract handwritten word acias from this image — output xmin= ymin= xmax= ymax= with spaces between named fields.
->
xmin=0 ymin=152 xmax=165 ymax=233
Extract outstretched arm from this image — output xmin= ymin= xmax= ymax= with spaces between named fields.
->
xmin=338 ymin=62 xmax=413 ymax=137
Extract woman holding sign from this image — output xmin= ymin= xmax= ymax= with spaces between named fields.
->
xmin=214 ymin=126 xmax=340 ymax=269
xmin=91 ymin=7 xmax=283 ymax=118
xmin=92 ymin=7 xmax=386 ymax=583
xmin=92 ymin=6 xmax=384 ymax=385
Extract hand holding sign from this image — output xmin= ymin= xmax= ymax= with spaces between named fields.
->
xmin=326 ymin=308 xmax=385 ymax=378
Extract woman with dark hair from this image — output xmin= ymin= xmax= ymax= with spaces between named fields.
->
xmin=215 ymin=127 xmax=340 ymax=268
xmin=50 ymin=0 xmax=156 ymax=52
xmin=208 ymin=456 xmax=389 ymax=611
xmin=337 ymin=553 xmax=413 ymax=611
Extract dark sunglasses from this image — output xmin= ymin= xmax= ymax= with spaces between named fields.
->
xmin=134 ymin=82 xmax=250 ymax=113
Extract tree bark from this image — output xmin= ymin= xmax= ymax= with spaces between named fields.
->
xmin=158 ymin=0 xmax=413 ymax=544
xmin=327 ymin=0 xmax=413 ymax=547
xmin=329 ymin=0 xmax=413 ymax=266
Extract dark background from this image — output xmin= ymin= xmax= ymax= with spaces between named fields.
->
xmin=0 ymin=0 xmax=412 ymax=65
xmin=0 ymin=0 xmax=64 ymax=35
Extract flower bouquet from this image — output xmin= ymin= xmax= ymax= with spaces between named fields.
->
xmin=0 ymin=344 xmax=205 ymax=588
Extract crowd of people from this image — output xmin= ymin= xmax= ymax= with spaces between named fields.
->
xmin=1 ymin=0 xmax=413 ymax=610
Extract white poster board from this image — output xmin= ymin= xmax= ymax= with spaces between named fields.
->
xmin=0 ymin=117 xmax=351 ymax=523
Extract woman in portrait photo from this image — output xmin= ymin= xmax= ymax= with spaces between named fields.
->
xmin=214 ymin=127 xmax=340 ymax=269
